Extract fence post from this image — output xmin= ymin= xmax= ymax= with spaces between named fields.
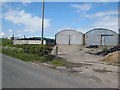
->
xmin=55 ymin=45 xmax=58 ymax=58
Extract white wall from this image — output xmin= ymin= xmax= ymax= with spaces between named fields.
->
xmin=13 ymin=40 xmax=46 ymax=45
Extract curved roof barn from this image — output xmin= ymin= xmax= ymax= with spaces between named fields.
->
xmin=85 ymin=28 xmax=118 ymax=45
xmin=55 ymin=29 xmax=83 ymax=45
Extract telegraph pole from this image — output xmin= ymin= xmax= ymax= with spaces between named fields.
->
xmin=118 ymin=3 xmax=120 ymax=46
xmin=119 ymin=29 xmax=120 ymax=46
xmin=41 ymin=0 xmax=45 ymax=45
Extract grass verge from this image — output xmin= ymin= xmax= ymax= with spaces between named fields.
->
xmin=51 ymin=57 xmax=67 ymax=67
xmin=2 ymin=45 xmax=67 ymax=67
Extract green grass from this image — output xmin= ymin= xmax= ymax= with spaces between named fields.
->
xmin=15 ymin=53 xmax=42 ymax=62
xmin=2 ymin=47 xmax=68 ymax=66
xmin=51 ymin=57 xmax=67 ymax=66
xmin=2 ymin=46 xmax=53 ymax=62
xmin=2 ymin=48 xmax=41 ymax=61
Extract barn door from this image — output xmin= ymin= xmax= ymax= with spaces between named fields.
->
xmin=68 ymin=35 xmax=71 ymax=45
xmin=102 ymin=36 xmax=105 ymax=45
xmin=70 ymin=35 xmax=77 ymax=45
xmin=101 ymin=35 xmax=114 ymax=45
xmin=68 ymin=35 xmax=75 ymax=45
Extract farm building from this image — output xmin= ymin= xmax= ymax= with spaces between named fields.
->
xmin=84 ymin=28 xmax=118 ymax=46
xmin=55 ymin=29 xmax=84 ymax=45
xmin=13 ymin=37 xmax=55 ymax=45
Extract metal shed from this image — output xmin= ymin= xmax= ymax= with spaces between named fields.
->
xmin=55 ymin=29 xmax=83 ymax=45
xmin=85 ymin=28 xmax=118 ymax=46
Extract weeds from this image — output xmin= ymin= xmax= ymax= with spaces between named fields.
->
xmin=51 ymin=57 xmax=67 ymax=66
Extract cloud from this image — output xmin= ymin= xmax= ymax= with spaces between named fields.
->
xmin=0 ymin=1 xmax=2 ymax=6
xmin=59 ymin=26 xmax=73 ymax=30
xmin=77 ymin=27 xmax=90 ymax=33
xmin=71 ymin=4 xmax=91 ymax=12
xmin=3 ymin=9 xmax=50 ymax=33
xmin=82 ymin=11 xmax=118 ymax=33
xmin=0 ymin=32 xmax=5 ymax=37
xmin=93 ymin=16 xmax=118 ymax=32
xmin=1 ymin=2 xmax=11 ymax=9
xmin=84 ymin=11 xmax=118 ymax=18
xmin=8 ymin=29 xmax=13 ymax=32
xmin=21 ymin=0 xmax=32 ymax=5
xmin=0 ymin=26 xmax=1 ymax=31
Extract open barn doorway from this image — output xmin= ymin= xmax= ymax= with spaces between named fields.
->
xmin=101 ymin=35 xmax=114 ymax=45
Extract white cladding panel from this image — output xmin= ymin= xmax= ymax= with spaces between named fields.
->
xmin=56 ymin=30 xmax=83 ymax=45
xmin=13 ymin=40 xmax=46 ymax=45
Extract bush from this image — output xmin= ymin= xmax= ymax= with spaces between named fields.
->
xmin=3 ymin=44 xmax=53 ymax=56
xmin=2 ymin=44 xmax=54 ymax=62
xmin=2 ymin=38 xmax=12 ymax=46
xmin=2 ymin=44 xmax=53 ymax=61
xmin=18 ymin=48 xmax=24 ymax=53
xmin=11 ymin=47 xmax=18 ymax=53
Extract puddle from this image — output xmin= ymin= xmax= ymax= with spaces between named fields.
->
xmin=66 ymin=63 xmax=92 ymax=68
xmin=67 ymin=68 xmax=80 ymax=73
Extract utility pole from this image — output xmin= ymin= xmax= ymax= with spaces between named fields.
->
xmin=12 ymin=34 xmax=14 ymax=40
xmin=24 ymin=35 xmax=25 ymax=39
xmin=118 ymin=3 xmax=120 ymax=46
xmin=118 ymin=29 xmax=120 ymax=46
xmin=41 ymin=0 xmax=45 ymax=45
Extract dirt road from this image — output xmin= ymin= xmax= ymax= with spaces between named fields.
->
xmin=52 ymin=45 xmax=119 ymax=88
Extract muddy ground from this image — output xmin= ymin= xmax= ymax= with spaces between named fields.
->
xmin=51 ymin=45 xmax=119 ymax=88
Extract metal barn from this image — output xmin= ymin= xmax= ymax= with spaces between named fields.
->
xmin=85 ymin=28 xmax=118 ymax=46
xmin=55 ymin=29 xmax=83 ymax=45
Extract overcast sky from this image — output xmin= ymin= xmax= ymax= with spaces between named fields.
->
xmin=1 ymin=1 xmax=118 ymax=38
